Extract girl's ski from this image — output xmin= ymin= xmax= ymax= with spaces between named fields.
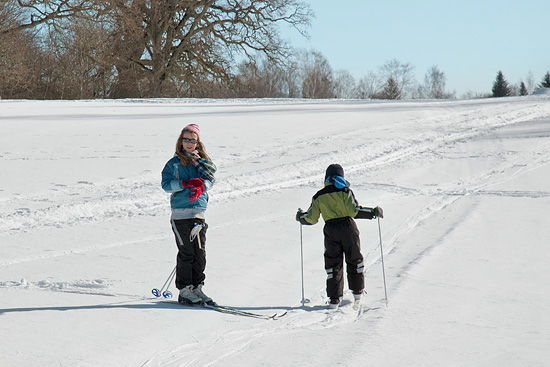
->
xmin=204 ymin=304 xmax=287 ymax=320
xmin=159 ymin=299 xmax=286 ymax=320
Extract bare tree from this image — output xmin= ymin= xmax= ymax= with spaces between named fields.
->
xmin=235 ymin=56 xmax=289 ymax=97
xmin=0 ymin=0 xmax=22 ymax=29
xmin=0 ymin=1 xmax=48 ymax=98
xmin=526 ymin=70 xmax=535 ymax=94
xmin=44 ymin=20 xmax=114 ymax=98
xmin=301 ymin=50 xmax=334 ymax=98
xmin=411 ymin=83 xmax=425 ymax=99
xmin=118 ymin=0 xmax=312 ymax=97
xmin=236 ymin=59 xmax=265 ymax=97
xmin=1 ymin=0 xmax=96 ymax=35
xmin=508 ymin=83 xmax=519 ymax=96
xmin=355 ymin=72 xmax=380 ymax=99
xmin=422 ymin=65 xmax=453 ymax=99
xmin=332 ymin=69 xmax=355 ymax=99
xmin=3 ymin=0 xmax=312 ymax=98
xmin=279 ymin=56 xmax=300 ymax=98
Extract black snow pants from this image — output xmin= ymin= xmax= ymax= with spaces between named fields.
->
xmin=171 ymin=218 xmax=208 ymax=290
xmin=323 ymin=217 xmax=364 ymax=299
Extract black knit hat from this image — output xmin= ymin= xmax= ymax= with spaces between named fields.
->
xmin=325 ymin=164 xmax=344 ymax=179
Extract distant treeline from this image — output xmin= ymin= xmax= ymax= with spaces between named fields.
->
xmin=1 ymin=1 xmax=548 ymax=100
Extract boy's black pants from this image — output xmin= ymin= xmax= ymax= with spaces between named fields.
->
xmin=323 ymin=217 xmax=364 ymax=299
xmin=171 ymin=218 xmax=208 ymax=290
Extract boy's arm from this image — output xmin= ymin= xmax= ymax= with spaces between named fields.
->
xmin=355 ymin=206 xmax=383 ymax=219
xmin=296 ymin=198 xmax=321 ymax=225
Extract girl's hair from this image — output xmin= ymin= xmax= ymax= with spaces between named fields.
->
xmin=175 ymin=128 xmax=211 ymax=165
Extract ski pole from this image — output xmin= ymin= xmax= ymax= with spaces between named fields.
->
xmin=377 ymin=217 xmax=388 ymax=307
xmin=298 ymin=219 xmax=310 ymax=306
xmin=300 ymin=222 xmax=306 ymax=306
xmin=152 ymin=266 xmax=176 ymax=298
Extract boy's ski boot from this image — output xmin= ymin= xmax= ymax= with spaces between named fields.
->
xmin=178 ymin=285 xmax=203 ymax=305
xmin=193 ymin=284 xmax=215 ymax=305
xmin=353 ymin=292 xmax=362 ymax=310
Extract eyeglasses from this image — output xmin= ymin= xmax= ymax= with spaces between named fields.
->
xmin=182 ymin=137 xmax=198 ymax=144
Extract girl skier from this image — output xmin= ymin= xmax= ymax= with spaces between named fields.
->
xmin=161 ymin=123 xmax=217 ymax=305
xmin=296 ymin=164 xmax=383 ymax=309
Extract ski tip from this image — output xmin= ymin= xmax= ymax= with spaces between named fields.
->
xmin=274 ymin=311 xmax=288 ymax=319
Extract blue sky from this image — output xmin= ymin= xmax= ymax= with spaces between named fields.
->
xmin=282 ymin=0 xmax=550 ymax=95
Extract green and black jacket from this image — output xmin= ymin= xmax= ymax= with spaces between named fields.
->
xmin=299 ymin=182 xmax=375 ymax=225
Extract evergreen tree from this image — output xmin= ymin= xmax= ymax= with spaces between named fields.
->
xmin=492 ymin=71 xmax=511 ymax=97
xmin=538 ymin=72 xmax=550 ymax=88
xmin=379 ymin=77 xmax=401 ymax=99
xmin=519 ymin=82 xmax=528 ymax=96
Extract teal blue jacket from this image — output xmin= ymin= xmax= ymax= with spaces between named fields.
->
xmin=161 ymin=156 xmax=213 ymax=219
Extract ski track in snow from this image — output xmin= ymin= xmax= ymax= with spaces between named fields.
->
xmin=2 ymin=100 xmax=550 ymax=347
xmin=138 ymin=103 xmax=550 ymax=365
xmin=376 ymin=136 xmax=550 ymax=259
xmin=0 ymin=234 xmax=168 ymax=267
xmin=357 ymin=134 xmax=550 ymax=304
xmin=140 ymin=120 xmax=550 ymax=362
xmin=1 ymin=101 xmax=548 ymax=236
xmin=0 ymin=278 xmax=114 ymax=296
xmin=139 ymin=298 xmax=381 ymax=367
xmin=2 ymin=99 xmax=550 ymax=366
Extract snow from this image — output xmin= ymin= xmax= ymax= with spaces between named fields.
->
xmin=1 ymin=96 xmax=549 ymax=366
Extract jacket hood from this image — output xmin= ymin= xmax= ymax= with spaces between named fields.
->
xmin=324 ymin=175 xmax=350 ymax=189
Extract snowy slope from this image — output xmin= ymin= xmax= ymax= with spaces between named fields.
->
xmin=1 ymin=97 xmax=549 ymax=366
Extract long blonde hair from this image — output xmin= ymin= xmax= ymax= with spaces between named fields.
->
xmin=175 ymin=128 xmax=211 ymax=166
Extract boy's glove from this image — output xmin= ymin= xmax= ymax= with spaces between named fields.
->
xmin=373 ymin=206 xmax=384 ymax=218
xmin=296 ymin=209 xmax=313 ymax=225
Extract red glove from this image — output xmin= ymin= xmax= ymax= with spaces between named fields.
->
xmin=181 ymin=178 xmax=205 ymax=201
xmin=187 ymin=178 xmax=204 ymax=187
xmin=188 ymin=185 xmax=205 ymax=201
xmin=182 ymin=178 xmax=204 ymax=188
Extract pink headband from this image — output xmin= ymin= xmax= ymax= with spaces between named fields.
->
xmin=183 ymin=123 xmax=200 ymax=137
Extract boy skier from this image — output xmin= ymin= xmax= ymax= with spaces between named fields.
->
xmin=295 ymin=164 xmax=383 ymax=309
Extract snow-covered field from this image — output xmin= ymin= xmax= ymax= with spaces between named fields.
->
xmin=1 ymin=96 xmax=549 ymax=366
